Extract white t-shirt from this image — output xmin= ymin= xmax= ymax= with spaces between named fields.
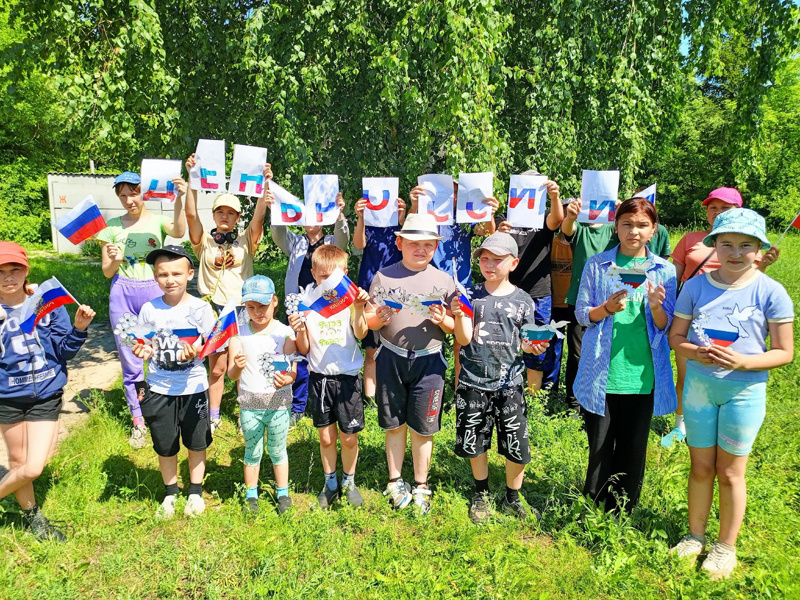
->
xmin=305 ymin=306 xmax=364 ymax=376
xmin=138 ymin=296 xmax=216 ymax=395
xmin=238 ymin=319 xmax=296 ymax=394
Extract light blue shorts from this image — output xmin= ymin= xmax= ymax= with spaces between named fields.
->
xmin=682 ymin=368 xmax=766 ymax=456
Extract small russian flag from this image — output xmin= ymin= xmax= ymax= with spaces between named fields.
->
xmin=19 ymin=277 xmax=78 ymax=335
xmin=303 ymin=267 xmax=359 ymax=318
xmin=199 ymin=303 xmax=239 ymax=359
xmin=173 ymin=328 xmax=202 ymax=344
xmin=455 ymin=280 xmax=473 ymax=319
xmin=620 ymin=273 xmax=647 ymax=289
xmin=704 ymin=328 xmax=739 ymax=348
xmin=639 ymin=183 xmax=656 ymax=204
xmin=55 ymin=196 xmax=107 ymax=245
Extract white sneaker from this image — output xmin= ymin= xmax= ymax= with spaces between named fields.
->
xmin=702 ymin=542 xmax=737 ymax=580
xmin=411 ymin=485 xmax=432 ymax=515
xmin=670 ymin=533 xmax=706 ymax=559
xmin=184 ymin=494 xmax=206 ymax=517
xmin=156 ymin=495 xmax=177 ymax=519
xmin=383 ymin=479 xmax=412 ymax=510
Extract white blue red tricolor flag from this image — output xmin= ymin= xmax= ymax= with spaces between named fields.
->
xmin=55 ymin=196 xmax=107 ymax=244
xmin=455 ymin=280 xmax=473 ymax=319
xmin=199 ymin=302 xmax=239 ymax=359
xmin=302 ymin=267 xmax=359 ymax=318
xmin=639 ymin=184 xmax=656 ymax=204
xmin=19 ymin=277 xmax=78 ymax=334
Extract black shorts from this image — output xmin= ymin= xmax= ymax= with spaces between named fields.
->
xmin=308 ymin=372 xmax=365 ymax=434
xmin=0 ymin=395 xmax=63 ymax=425
xmin=375 ymin=347 xmax=447 ymax=436
xmin=454 ymin=384 xmax=531 ymax=465
xmin=140 ymin=390 xmax=212 ymax=457
xmin=360 ymin=329 xmax=380 ymax=351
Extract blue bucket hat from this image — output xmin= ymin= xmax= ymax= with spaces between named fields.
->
xmin=703 ymin=208 xmax=771 ymax=249
xmin=241 ymin=276 xmax=276 ymax=305
xmin=113 ymin=171 xmax=141 ymax=188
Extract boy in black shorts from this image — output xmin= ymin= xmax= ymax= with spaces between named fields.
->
xmin=289 ymin=245 xmax=370 ymax=509
xmin=451 ymin=233 xmax=549 ymax=523
xmin=366 ymin=213 xmax=456 ymax=514
xmin=132 ymin=246 xmax=216 ymax=519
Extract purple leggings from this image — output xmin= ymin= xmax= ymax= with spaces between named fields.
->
xmin=109 ymin=275 xmax=162 ymax=421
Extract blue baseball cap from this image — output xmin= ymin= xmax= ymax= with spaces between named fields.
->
xmin=703 ymin=208 xmax=771 ymax=249
xmin=112 ymin=171 xmax=141 ymax=188
xmin=241 ymin=276 xmax=276 ymax=305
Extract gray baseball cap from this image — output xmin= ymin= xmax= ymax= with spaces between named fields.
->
xmin=472 ymin=232 xmax=519 ymax=259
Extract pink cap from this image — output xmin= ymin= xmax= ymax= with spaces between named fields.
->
xmin=702 ymin=187 xmax=743 ymax=207
xmin=0 ymin=241 xmax=28 ymax=268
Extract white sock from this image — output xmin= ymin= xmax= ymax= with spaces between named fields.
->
xmin=675 ymin=414 xmax=686 ymax=433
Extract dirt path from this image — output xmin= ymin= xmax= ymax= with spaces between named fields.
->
xmin=0 ymin=322 xmax=119 ymax=470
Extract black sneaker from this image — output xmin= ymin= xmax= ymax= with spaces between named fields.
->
xmin=24 ymin=507 xmax=67 ymax=542
xmin=469 ymin=492 xmax=491 ymax=524
xmin=243 ymin=497 xmax=259 ymax=516
xmin=318 ymin=485 xmax=340 ymax=510
xmin=342 ymin=485 xmax=364 ymax=508
xmin=501 ymin=497 xmax=540 ymax=521
xmin=276 ymin=495 xmax=292 ymax=515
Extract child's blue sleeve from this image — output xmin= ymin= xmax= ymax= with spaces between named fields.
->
xmin=52 ymin=307 xmax=88 ymax=362
xmin=765 ymin=280 xmax=795 ymax=322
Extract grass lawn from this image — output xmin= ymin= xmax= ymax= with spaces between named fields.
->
xmin=1 ymin=236 xmax=798 ymax=598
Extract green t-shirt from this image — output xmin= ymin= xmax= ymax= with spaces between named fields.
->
xmin=565 ymin=223 xmax=670 ymax=306
xmin=606 ymin=252 xmax=655 ymax=394
xmin=97 ymin=214 xmax=170 ymax=280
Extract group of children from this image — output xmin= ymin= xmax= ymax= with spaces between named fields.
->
xmin=0 ymin=167 xmax=794 ymax=581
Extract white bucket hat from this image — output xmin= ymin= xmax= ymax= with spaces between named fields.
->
xmin=395 ymin=213 xmax=442 ymax=241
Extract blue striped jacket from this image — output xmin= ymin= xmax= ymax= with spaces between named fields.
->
xmin=574 ymin=246 xmax=678 ymax=416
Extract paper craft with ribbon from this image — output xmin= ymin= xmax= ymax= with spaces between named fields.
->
xmin=521 ymin=320 xmax=569 ymax=343
xmin=604 ymin=261 xmax=653 ymax=292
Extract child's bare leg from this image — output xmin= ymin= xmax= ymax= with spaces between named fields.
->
xmin=716 ymin=449 xmax=749 ymax=546
xmin=319 ymin=424 xmax=339 ymax=474
xmin=364 ymin=348 xmax=377 ymax=398
xmin=505 ymin=459 xmax=525 ymax=490
xmin=454 ymin=342 xmax=462 ymax=388
xmin=208 ymin=351 xmax=227 ymax=422
xmin=409 ymin=429 xmax=433 ymax=484
xmin=272 ymin=462 xmax=288 ymax=490
xmin=244 ymin=464 xmax=260 ymax=489
xmin=687 ymin=446 xmax=717 ymax=537
xmin=526 ymin=369 xmax=543 ymax=393
xmin=187 ymin=449 xmax=206 ymax=485
xmin=469 ymin=453 xmax=489 ymax=481
xmin=385 ymin=425 xmax=407 ymax=480
xmin=340 ymin=432 xmax=359 ymax=475
xmin=158 ymin=454 xmax=179 ymax=486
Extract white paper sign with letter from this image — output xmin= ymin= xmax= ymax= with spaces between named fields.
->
xmin=578 ymin=170 xmax=619 ymax=224
xmin=141 ymin=159 xmax=182 ymax=203
xmin=362 ymin=177 xmax=399 ymax=227
xmin=189 ymin=139 xmax=227 ymax=192
xmin=507 ymin=174 xmax=547 ymax=229
xmin=270 ymin=181 xmax=305 ymax=226
xmin=418 ymin=174 xmax=454 ymax=226
xmin=230 ymin=144 xmax=267 ymax=197
xmin=456 ymin=172 xmax=493 ymax=224
xmin=304 ymin=174 xmax=340 ymax=226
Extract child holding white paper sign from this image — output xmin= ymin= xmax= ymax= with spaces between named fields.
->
xmin=354 ymin=192 xmax=406 ymax=400
xmin=574 ymin=198 xmax=677 ymax=515
xmin=184 ymin=154 xmax=272 ymax=434
xmin=451 ymin=233 xmax=547 ymax=524
xmin=267 ymin=188 xmax=349 ymax=424
xmin=97 ymin=171 xmax=187 ymax=448
xmin=668 ymin=208 xmax=793 ymax=580
xmin=496 ymin=173 xmax=565 ymax=393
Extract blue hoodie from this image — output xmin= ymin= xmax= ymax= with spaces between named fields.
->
xmin=0 ymin=304 xmax=88 ymax=404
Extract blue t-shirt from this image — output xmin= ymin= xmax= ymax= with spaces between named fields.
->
xmin=675 ymin=271 xmax=794 ymax=382
xmin=357 ymin=225 xmax=402 ymax=290
xmin=433 ymin=223 xmax=474 ymax=287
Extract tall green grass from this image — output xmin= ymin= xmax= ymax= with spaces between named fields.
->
xmin=1 ymin=236 xmax=797 ymax=598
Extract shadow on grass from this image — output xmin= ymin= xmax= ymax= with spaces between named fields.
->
xmin=99 ymin=454 xmax=163 ymax=502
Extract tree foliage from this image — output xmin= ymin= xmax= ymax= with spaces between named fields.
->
xmin=4 ymin=0 xmax=799 ymax=235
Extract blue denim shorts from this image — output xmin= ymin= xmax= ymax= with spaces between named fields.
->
xmin=682 ymin=368 xmax=767 ymax=456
